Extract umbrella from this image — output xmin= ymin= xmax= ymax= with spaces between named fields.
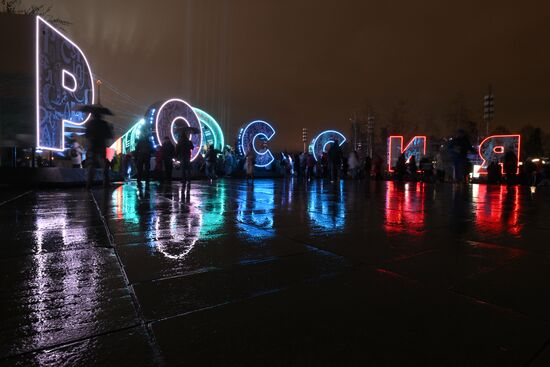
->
xmin=175 ymin=126 xmax=200 ymax=134
xmin=76 ymin=104 xmax=114 ymax=116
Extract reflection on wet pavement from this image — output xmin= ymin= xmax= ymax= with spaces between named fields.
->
xmin=1 ymin=180 xmax=550 ymax=366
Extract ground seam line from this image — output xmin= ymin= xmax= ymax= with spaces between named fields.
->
xmin=0 ymin=323 xmax=142 ymax=362
xmin=90 ymin=189 xmax=165 ymax=365
xmin=0 ymin=190 xmax=33 ymax=207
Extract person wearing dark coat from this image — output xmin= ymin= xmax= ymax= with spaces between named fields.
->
xmin=135 ymin=135 xmax=153 ymax=184
xmin=85 ymin=113 xmax=113 ymax=189
xmin=176 ymin=135 xmax=194 ymax=186
xmin=408 ymin=155 xmax=418 ymax=181
xmin=328 ymin=140 xmax=342 ymax=183
xmin=503 ymin=148 xmax=518 ymax=185
xmin=395 ymin=154 xmax=407 ymax=181
xmin=161 ymin=136 xmax=176 ymax=182
xmin=363 ymin=156 xmax=372 ymax=180
xmin=205 ymin=145 xmax=220 ymax=181
xmin=449 ymin=129 xmax=475 ymax=182
xmin=487 ymin=160 xmax=502 ymax=184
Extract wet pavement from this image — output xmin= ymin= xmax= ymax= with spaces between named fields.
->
xmin=1 ymin=179 xmax=550 ymax=366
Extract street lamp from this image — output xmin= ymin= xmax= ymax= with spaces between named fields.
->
xmin=96 ymin=79 xmax=103 ymax=104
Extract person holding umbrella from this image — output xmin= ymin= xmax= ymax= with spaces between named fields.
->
xmin=176 ymin=129 xmax=195 ymax=189
xmin=81 ymin=104 xmax=113 ymax=189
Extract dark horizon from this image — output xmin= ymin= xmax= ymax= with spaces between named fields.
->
xmin=23 ymin=0 xmax=550 ymax=150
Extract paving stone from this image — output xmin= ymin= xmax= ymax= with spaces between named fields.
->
xmin=1 ymin=180 xmax=549 ymax=365
xmin=0 ymin=326 xmax=158 ymax=367
xmin=152 ymin=268 xmax=550 ymax=366
xmin=134 ymin=249 xmax=351 ymax=320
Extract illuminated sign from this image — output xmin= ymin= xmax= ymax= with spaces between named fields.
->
xmin=387 ymin=135 xmax=426 ymax=172
xmin=237 ymin=120 xmax=276 ymax=167
xmin=193 ymin=107 xmax=225 ymax=153
xmin=36 ymin=16 xmax=94 ymax=151
xmin=478 ymin=134 xmax=521 ymax=175
xmin=153 ymin=98 xmax=203 ymax=162
xmin=109 ymin=118 xmax=148 ymax=155
xmin=309 ymin=130 xmax=347 ymax=161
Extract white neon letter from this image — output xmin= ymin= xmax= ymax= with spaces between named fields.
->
xmin=36 ymin=16 xmax=95 ymax=151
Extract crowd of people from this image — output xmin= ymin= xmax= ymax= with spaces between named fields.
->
xmin=386 ymin=130 xmax=550 ymax=186
xmin=276 ymin=142 xmax=384 ymax=182
xmin=104 ymin=135 xmax=239 ymax=187
xmin=73 ymin=110 xmax=550 ymax=188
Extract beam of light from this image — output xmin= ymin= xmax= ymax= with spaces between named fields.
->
xmin=36 ymin=16 xmax=95 ymax=151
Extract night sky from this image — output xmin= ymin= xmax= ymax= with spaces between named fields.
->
xmin=26 ymin=0 xmax=550 ymax=150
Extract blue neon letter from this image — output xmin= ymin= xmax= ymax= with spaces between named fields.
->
xmin=238 ymin=120 xmax=276 ymax=167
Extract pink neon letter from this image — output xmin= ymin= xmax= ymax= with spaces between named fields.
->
xmin=478 ymin=135 xmax=521 ymax=174
xmin=387 ymin=136 xmax=427 ymax=172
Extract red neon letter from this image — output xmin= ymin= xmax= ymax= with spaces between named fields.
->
xmin=478 ymin=134 xmax=521 ymax=174
xmin=387 ymin=135 xmax=427 ymax=172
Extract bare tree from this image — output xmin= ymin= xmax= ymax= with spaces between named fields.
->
xmin=520 ymin=125 xmax=544 ymax=159
xmin=490 ymin=125 xmax=510 ymax=135
xmin=1 ymin=0 xmax=70 ymax=29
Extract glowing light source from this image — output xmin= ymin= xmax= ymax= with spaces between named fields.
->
xmin=309 ymin=130 xmax=347 ymax=161
xmin=36 ymin=16 xmax=95 ymax=151
xmin=387 ymin=135 xmax=427 ymax=172
xmin=61 ymin=70 xmax=77 ymax=92
xmin=478 ymin=134 xmax=521 ymax=175
xmin=237 ymin=120 xmax=276 ymax=167
xmin=170 ymin=117 xmax=190 ymax=144
xmin=193 ymin=108 xmax=225 ymax=153
xmin=473 ymin=164 xmax=482 ymax=178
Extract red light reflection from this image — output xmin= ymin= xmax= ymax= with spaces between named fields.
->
xmin=473 ymin=184 xmax=522 ymax=236
xmin=384 ymin=181 xmax=426 ymax=235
